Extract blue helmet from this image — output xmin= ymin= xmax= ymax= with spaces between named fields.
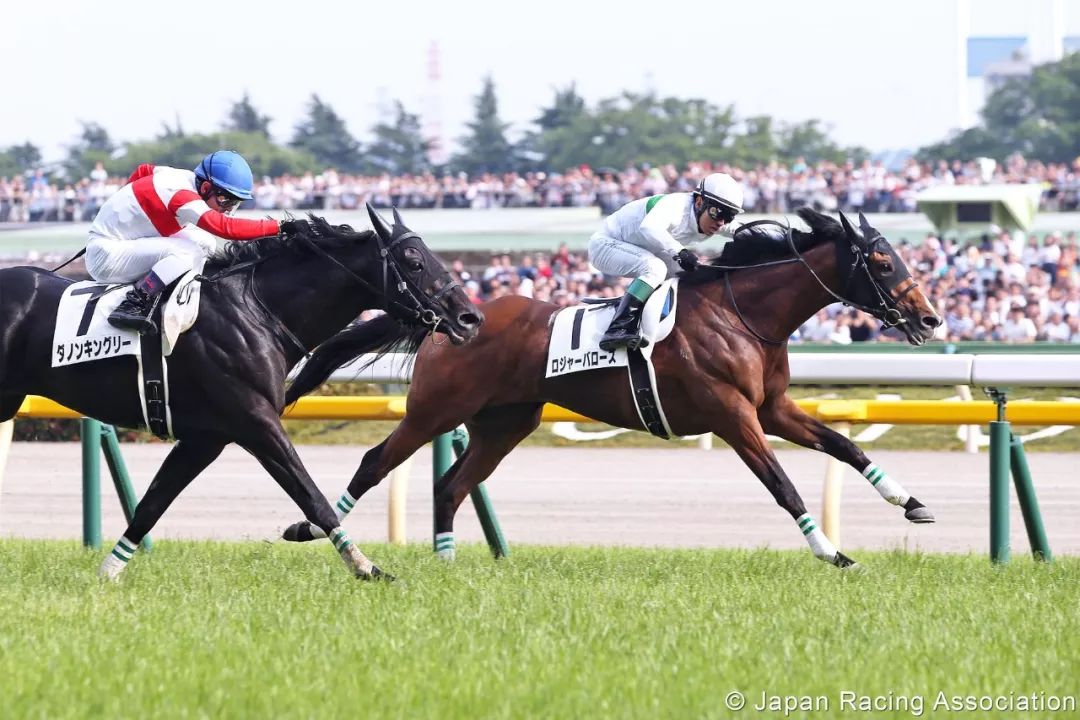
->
xmin=193 ymin=150 xmax=254 ymax=200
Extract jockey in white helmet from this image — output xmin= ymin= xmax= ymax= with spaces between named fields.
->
xmin=589 ymin=172 xmax=744 ymax=351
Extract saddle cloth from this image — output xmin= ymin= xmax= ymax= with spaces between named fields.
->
xmin=51 ymin=259 xmax=205 ymax=369
xmin=545 ymin=278 xmax=680 ymax=439
xmin=545 ymin=278 xmax=679 ymax=379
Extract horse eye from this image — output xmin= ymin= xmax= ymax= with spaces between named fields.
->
xmin=881 ymin=263 xmax=893 ymax=273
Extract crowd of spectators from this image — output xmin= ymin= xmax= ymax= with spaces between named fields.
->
xmin=435 ymin=226 xmax=1080 ymax=345
xmin=6 ymin=154 xmax=1080 ymax=343
xmin=7 ymin=154 xmax=1080 ymax=221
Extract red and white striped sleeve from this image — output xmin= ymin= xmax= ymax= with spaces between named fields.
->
xmin=167 ymin=190 xmax=280 ymax=241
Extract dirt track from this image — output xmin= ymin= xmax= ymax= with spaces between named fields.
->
xmin=1 ymin=443 xmax=1078 ymax=556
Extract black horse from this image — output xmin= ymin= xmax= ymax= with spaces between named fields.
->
xmin=0 ymin=205 xmax=482 ymax=580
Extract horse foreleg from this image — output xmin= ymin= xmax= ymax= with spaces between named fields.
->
xmin=99 ymin=439 xmax=225 ymax=580
xmin=711 ymin=394 xmax=858 ymax=569
xmin=758 ymin=394 xmax=934 ymax=523
xmin=431 ymin=403 xmax=543 ymax=560
xmin=240 ymin=410 xmax=387 ymax=580
xmin=282 ymin=411 xmax=461 ymax=543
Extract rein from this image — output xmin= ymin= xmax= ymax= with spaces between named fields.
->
xmin=700 ymin=219 xmax=917 ymax=345
xmin=197 ymin=226 xmax=458 ymax=354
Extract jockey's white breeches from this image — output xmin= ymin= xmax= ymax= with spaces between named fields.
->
xmin=589 ymin=234 xmax=680 ymax=288
xmin=86 ymin=226 xmax=217 ymax=285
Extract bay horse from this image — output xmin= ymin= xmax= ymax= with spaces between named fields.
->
xmin=282 ymin=208 xmax=940 ymax=571
xmin=0 ymin=205 xmax=482 ymax=580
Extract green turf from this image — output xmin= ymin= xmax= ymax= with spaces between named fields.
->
xmin=0 ymin=541 xmax=1076 ymax=719
xmin=284 ymin=384 xmax=1080 ymax=451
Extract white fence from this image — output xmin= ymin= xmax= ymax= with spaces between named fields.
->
xmin=310 ymin=352 xmax=1080 ymax=388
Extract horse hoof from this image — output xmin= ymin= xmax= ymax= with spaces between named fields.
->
xmin=832 ymin=551 xmax=861 ymax=571
xmin=905 ymin=507 xmax=936 ymax=523
xmin=282 ymin=522 xmax=315 ymax=542
xmin=904 ymin=497 xmax=936 ymax=524
xmin=367 ymin=565 xmax=395 ymax=582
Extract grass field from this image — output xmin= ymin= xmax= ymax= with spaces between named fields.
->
xmin=283 ymin=384 xmax=1080 ymax=452
xmin=0 ymin=541 xmax=1076 ymax=719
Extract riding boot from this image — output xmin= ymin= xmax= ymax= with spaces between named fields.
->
xmin=599 ymin=292 xmax=649 ymax=352
xmin=108 ymin=272 xmax=165 ymax=335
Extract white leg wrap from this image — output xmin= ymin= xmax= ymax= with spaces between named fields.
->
xmin=862 ymin=463 xmax=910 ymax=506
xmin=333 ymin=491 xmax=357 ymax=521
xmin=98 ymin=554 xmax=128 ymax=581
xmin=329 ymin=527 xmax=373 ymax=577
xmin=99 ymin=536 xmax=137 ymax=580
xmin=309 ymin=524 xmax=327 ymax=539
xmin=797 ymin=513 xmax=837 ymax=562
xmin=434 ymin=532 xmax=456 ymax=561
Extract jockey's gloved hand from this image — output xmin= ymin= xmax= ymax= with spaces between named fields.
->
xmin=674 ymin=248 xmax=701 ymax=272
xmin=279 ymin=218 xmax=309 ymax=239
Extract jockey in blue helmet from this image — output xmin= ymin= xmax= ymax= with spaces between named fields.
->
xmin=87 ymin=150 xmax=291 ymax=334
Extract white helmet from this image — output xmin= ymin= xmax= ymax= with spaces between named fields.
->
xmin=695 ymin=172 xmax=744 ymax=215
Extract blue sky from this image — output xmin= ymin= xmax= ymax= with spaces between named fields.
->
xmin=5 ymin=0 xmax=1080 ymax=162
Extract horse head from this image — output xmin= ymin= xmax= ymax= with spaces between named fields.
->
xmin=366 ymin=203 xmax=483 ymax=345
xmin=829 ymin=209 xmax=940 ymax=345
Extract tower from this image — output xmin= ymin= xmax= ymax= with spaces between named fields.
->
xmin=424 ymin=40 xmax=447 ymax=168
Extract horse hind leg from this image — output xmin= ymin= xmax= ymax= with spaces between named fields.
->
xmin=757 ymin=394 xmax=934 ymax=524
xmin=432 ymin=403 xmax=543 ymax=561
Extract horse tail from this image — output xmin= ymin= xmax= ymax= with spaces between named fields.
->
xmin=285 ymin=314 xmax=424 ymax=404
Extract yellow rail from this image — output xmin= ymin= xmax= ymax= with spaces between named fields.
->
xmin=14 ymin=395 xmax=1080 ymax=425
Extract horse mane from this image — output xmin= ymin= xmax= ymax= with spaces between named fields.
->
xmin=204 ymin=215 xmax=374 ymax=273
xmin=284 ymin=314 xmax=427 ymax=404
xmin=680 ymin=206 xmax=843 ymax=287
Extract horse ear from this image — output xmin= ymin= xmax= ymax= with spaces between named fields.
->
xmin=858 ymin=211 xmax=878 ymax=238
xmin=838 ymin=211 xmax=862 ymax=244
xmin=391 ymin=206 xmax=407 ymax=229
xmin=366 ymin=203 xmax=392 ymax=240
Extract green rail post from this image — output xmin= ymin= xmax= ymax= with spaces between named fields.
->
xmin=986 ymin=388 xmax=1010 ymax=564
xmin=450 ymin=428 xmax=509 ymax=558
xmin=1009 ymin=433 xmax=1052 ymax=562
xmin=80 ymin=418 xmax=102 ymax=549
xmin=431 ymin=432 xmax=454 ymax=552
xmin=100 ymin=424 xmax=152 ymax=552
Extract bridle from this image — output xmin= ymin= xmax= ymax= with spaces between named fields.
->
xmin=199 ymin=225 xmax=459 ymax=355
xmin=295 ymin=228 xmax=459 ymax=330
xmin=706 ymin=219 xmax=918 ymax=345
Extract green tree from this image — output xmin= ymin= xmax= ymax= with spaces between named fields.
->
xmin=63 ymin=122 xmax=115 ymax=180
xmin=224 ymin=92 xmax=272 ymax=138
xmin=551 ymin=92 xmax=736 ymax=170
xmin=366 ymin=101 xmax=431 ymax=175
xmin=919 ymin=52 xmax=1080 ymax=162
xmin=535 ymin=83 xmax=587 ymax=131
xmin=0 ymin=142 xmax=42 ymax=177
xmin=516 ymin=84 xmax=590 ymax=170
xmin=114 ymin=131 xmax=318 ymax=179
xmin=728 ymin=115 xmax=778 ymax=166
xmin=290 ymin=94 xmax=362 ymax=172
xmin=453 ymin=77 xmax=515 ymax=175
xmin=777 ymin=119 xmax=850 ymax=164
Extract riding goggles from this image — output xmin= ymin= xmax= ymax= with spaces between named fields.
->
xmin=704 ymin=202 xmax=739 ymax=224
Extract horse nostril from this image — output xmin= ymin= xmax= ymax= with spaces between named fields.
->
xmin=459 ymin=312 xmax=483 ymax=328
xmin=922 ymin=315 xmax=941 ymax=329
